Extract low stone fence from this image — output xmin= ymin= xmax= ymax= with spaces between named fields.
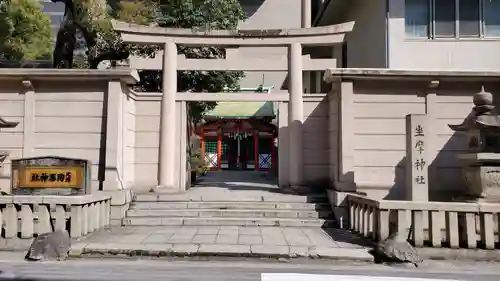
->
xmin=346 ymin=194 xmax=500 ymax=249
xmin=0 ymin=194 xmax=111 ymax=248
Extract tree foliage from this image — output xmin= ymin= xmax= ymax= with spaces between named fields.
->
xmin=139 ymin=0 xmax=247 ymax=122
xmin=77 ymin=0 xmax=246 ymax=121
xmin=74 ymin=0 xmax=154 ymax=68
xmin=0 ymin=0 xmax=53 ymax=61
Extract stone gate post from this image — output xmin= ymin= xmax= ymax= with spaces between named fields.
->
xmin=157 ymin=41 xmax=177 ymax=190
xmin=288 ymin=43 xmax=304 ymax=187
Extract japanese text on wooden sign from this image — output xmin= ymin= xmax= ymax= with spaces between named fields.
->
xmin=13 ymin=167 xmax=84 ymax=189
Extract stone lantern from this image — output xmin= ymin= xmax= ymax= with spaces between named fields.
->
xmin=449 ymin=86 xmax=500 ymax=202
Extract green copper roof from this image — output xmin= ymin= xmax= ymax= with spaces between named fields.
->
xmin=204 ymin=101 xmax=275 ymax=119
xmin=203 ymin=87 xmax=275 ymax=119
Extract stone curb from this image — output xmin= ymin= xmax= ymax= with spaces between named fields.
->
xmin=69 ymin=243 xmax=500 ymax=263
xmin=419 ymin=248 xmax=500 ymax=261
xmin=69 ymin=243 xmax=374 ymax=262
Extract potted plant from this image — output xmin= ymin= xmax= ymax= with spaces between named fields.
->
xmin=199 ymin=162 xmax=207 ymax=176
xmin=190 ymin=151 xmax=206 ymax=183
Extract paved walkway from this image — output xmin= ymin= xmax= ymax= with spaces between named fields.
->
xmin=148 ymin=170 xmax=322 ymax=203
xmin=196 ymin=170 xmax=278 ymax=186
xmin=71 ymin=225 xmax=374 ymax=261
xmin=71 ymin=171 xmax=373 ymax=261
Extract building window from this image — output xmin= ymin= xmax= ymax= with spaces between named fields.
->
xmin=484 ymin=0 xmax=500 ymax=36
xmin=405 ymin=0 xmax=430 ymax=37
xmin=405 ymin=0 xmax=500 ymax=38
xmin=459 ymin=0 xmax=481 ymax=37
xmin=434 ymin=0 xmax=456 ymax=37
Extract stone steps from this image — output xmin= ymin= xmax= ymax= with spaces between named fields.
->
xmin=122 ymin=217 xmax=335 ymax=227
xmin=125 ymin=191 xmax=335 ymax=227
xmin=126 ymin=208 xmax=333 ymax=219
xmin=133 ymin=193 xmax=328 ymax=203
xmin=130 ymin=201 xmax=331 ymax=211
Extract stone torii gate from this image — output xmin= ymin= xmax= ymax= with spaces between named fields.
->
xmin=112 ymin=20 xmax=354 ymax=192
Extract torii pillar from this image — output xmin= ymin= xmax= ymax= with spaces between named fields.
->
xmin=302 ymin=0 xmax=311 ymax=28
xmin=288 ymin=42 xmax=304 ymax=188
xmin=111 ymin=19 xmax=355 ymax=192
xmin=155 ymin=41 xmax=177 ymax=191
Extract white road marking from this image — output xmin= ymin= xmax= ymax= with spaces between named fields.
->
xmin=261 ymin=273 xmax=462 ymax=281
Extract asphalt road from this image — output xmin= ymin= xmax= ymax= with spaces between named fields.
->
xmin=0 ymin=256 xmax=498 ymax=281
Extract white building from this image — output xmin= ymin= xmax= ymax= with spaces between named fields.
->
xmin=39 ymin=0 xmax=65 ymax=41
xmin=314 ymin=0 xmax=500 ymax=70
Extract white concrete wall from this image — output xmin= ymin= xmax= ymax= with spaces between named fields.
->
xmin=0 ymin=78 xmax=327 ymax=193
xmin=3 ymin=71 xmax=496 ymax=202
xmin=350 ymin=80 xmax=426 ymax=199
xmin=33 ymin=81 xmax=107 ymax=193
xmin=317 ymin=0 xmax=500 ymax=69
xmin=387 ymin=0 xmax=500 ymax=70
xmin=302 ymin=95 xmax=330 ymax=185
xmin=0 ymin=81 xmax=108 ymax=193
xmin=123 ymin=87 xmax=136 ymax=186
xmin=313 ymin=0 xmax=387 ymax=68
xmin=131 ymin=97 xmax=159 ymax=189
xmin=330 ymin=78 xmax=500 ymax=201
xmin=328 ymin=90 xmax=339 ymax=188
xmin=0 ymin=72 xmax=137 ymax=223
xmin=0 ymin=81 xmax=25 ymax=193
xmin=235 ymin=0 xmax=302 ymax=88
xmin=0 ymin=75 xmax=137 ymax=197
xmin=344 ymin=0 xmax=387 ymax=68
xmin=127 ymin=93 xmax=188 ymax=192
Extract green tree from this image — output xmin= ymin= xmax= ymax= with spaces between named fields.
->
xmin=72 ymin=0 xmax=157 ymax=68
xmin=71 ymin=0 xmax=140 ymax=68
xmin=0 ymin=0 xmax=53 ymax=61
xmin=141 ymin=0 xmax=247 ymax=122
xmin=78 ymin=0 xmax=246 ymax=121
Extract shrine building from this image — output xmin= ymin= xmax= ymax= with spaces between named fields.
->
xmin=196 ymin=88 xmax=277 ymax=171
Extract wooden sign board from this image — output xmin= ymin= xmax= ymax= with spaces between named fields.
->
xmin=11 ymin=156 xmax=91 ymax=196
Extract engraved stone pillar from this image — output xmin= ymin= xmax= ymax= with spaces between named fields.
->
xmin=156 ymin=42 xmax=177 ymax=191
xmin=405 ymin=114 xmax=429 ymax=201
xmin=288 ymin=43 xmax=304 ymax=187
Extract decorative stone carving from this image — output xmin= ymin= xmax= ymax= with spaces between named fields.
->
xmin=449 ymin=86 xmax=500 ymax=202
xmin=463 ymin=164 xmax=500 ymax=199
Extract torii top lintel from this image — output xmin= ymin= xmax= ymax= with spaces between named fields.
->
xmin=111 ymin=20 xmax=355 ymax=47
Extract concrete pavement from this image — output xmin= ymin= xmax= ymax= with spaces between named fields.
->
xmin=70 ymin=225 xmax=374 ymax=261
